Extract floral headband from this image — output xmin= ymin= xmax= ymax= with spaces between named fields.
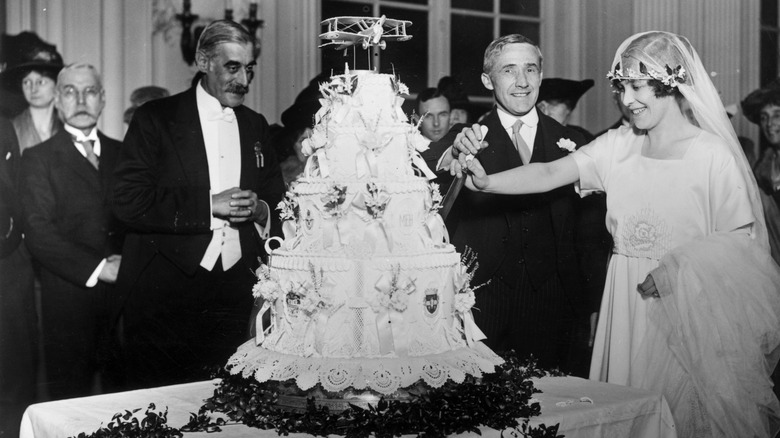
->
xmin=606 ymin=61 xmax=687 ymax=88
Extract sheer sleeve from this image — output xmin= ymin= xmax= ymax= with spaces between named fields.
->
xmin=571 ymin=127 xmax=627 ymax=196
xmin=708 ymin=145 xmax=755 ymax=233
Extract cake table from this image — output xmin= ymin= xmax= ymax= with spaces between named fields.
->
xmin=20 ymin=376 xmax=676 ymax=438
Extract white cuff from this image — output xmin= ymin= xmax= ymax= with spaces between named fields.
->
xmin=209 ymin=189 xmax=222 ymax=229
xmin=436 ymin=147 xmax=454 ymax=171
xmin=86 ymin=258 xmax=106 ymax=287
xmin=254 ymin=200 xmax=271 ymax=239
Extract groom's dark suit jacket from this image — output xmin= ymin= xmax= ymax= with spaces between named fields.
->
xmin=426 ymin=109 xmax=587 ymax=298
xmin=424 ymin=108 xmax=597 ymax=367
xmin=113 ymin=87 xmax=285 ymax=292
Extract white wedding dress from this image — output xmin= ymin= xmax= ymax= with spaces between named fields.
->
xmin=574 ymin=126 xmax=780 ymax=437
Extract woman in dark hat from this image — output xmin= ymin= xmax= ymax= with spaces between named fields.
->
xmin=123 ymin=85 xmax=170 ymax=125
xmin=274 ymin=74 xmax=326 ymax=185
xmin=537 ymin=78 xmax=596 ymax=142
xmin=0 ymin=31 xmax=64 ymax=153
xmin=437 ymin=76 xmax=471 ymax=128
xmin=741 ymin=78 xmax=780 ymax=265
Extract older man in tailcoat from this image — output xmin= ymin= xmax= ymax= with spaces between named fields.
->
xmin=113 ymin=20 xmax=285 ymax=389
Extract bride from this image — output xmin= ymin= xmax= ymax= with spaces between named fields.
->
xmin=449 ymin=31 xmax=780 ymax=437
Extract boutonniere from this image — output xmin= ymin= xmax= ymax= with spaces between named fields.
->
xmin=557 ymin=138 xmax=577 ymax=153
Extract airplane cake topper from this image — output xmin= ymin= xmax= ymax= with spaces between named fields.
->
xmin=319 ymin=15 xmax=412 ymax=52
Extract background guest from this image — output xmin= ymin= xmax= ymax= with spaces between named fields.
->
xmin=537 ymin=78 xmax=596 ymax=142
xmin=741 ymin=79 xmax=780 ymax=265
xmin=536 ymin=77 xmax=611 ymax=372
xmin=0 ymin=32 xmax=64 ymax=154
xmin=274 ymin=73 xmax=325 ymax=185
xmin=20 ymin=63 xmax=124 ymax=400
xmin=0 ymin=117 xmax=36 ymax=437
xmin=596 ymin=91 xmax=633 ymax=136
xmin=422 ymin=34 xmax=592 ymax=374
xmin=113 ymin=20 xmax=285 ymax=390
xmin=122 ymin=85 xmax=170 ymax=125
xmin=725 ymin=103 xmax=756 ymax=166
xmin=438 ymin=75 xmax=471 ymax=127
xmin=414 ymin=87 xmax=451 ymax=142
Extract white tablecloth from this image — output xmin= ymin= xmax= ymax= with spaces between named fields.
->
xmin=20 ymin=376 xmax=676 ymax=438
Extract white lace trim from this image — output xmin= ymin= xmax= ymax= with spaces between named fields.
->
xmin=226 ymin=341 xmax=504 ymax=395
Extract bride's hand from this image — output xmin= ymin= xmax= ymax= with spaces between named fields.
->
xmin=637 ymin=273 xmax=659 ymax=299
xmin=449 ymin=155 xmax=490 ymax=190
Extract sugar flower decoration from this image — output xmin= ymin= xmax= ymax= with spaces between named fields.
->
xmin=452 ymin=247 xmax=489 ymax=313
xmin=322 ymin=184 xmax=348 ymax=216
xmin=277 ymin=190 xmax=299 ymax=221
xmin=557 ymin=138 xmax=577 ymax=153
xmin=428 ymin=183 xmax=443 ymax=213
xmin=374 ymin=265 xmax=416 ymax=313
xmin=607 ymin=61 xmax=686 ymax=88
xmin=286 ymin=263 xmax=335 ymax=315
xmin=252 ymin=263 xmax=283 ymax=302
xmin=364 ymin=182 xmax=390 ymax=219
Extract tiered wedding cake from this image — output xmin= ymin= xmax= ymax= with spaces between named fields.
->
xmin=226 ymin=67 xmax=502 ymax=398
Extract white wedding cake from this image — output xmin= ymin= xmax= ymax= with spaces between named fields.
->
xmin=226 ymin=68 xmax=502 ymax=396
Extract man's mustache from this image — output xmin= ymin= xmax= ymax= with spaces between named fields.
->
xmin=226 ymin=83 xmax=249 ymax=95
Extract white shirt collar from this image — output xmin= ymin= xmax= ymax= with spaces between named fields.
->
xmin=64 ymin=123 xmax=98 ymax=142
xmin=196 ymin=81 xmax=235 ymax=122
xmin=496 ymin=106 xmax=539 ymax=131
xmin=64 ymin=123 xmax=101 ymax=156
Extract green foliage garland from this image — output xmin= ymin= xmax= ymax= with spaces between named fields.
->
xmin=72 ymin=353 xmax=564 ymax=438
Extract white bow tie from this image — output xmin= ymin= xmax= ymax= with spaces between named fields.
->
xmin=208 ymin=107 xmax=236 ymax=123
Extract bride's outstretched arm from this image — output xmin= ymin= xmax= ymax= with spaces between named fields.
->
xmin=451 ymin=154 xmax=580 ymax=195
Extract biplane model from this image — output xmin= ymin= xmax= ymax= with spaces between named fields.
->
xmin=319 ymin=15 xmax=412 ymax=51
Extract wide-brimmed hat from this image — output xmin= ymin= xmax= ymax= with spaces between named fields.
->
xmin=0 ymin=31 xmax=64 ymax=91
xmin=741 ymin=78 xmax=780 ymax=124
xmin=281 ymin=73 xmax=328 ymax=130
xmin=123 ymin=86 xmax=170 ymax=124
xmin=437 ymin=76 xmax=470 ymax=109
xmin=538 ymin=78 xmax=594 ymax=108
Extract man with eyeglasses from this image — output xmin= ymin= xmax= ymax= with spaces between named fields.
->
xmin=113 ymin=20 xmax=285 ymax=390
xmin=19 ymin=63 xmax=125 ymax=399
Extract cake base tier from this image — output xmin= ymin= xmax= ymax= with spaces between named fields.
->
xmin=272 ymin=380 xmax=426 ymax=412
xmin=226 ymin=340 xmax=503 ymax=395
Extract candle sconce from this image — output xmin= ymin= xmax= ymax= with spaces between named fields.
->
xmin=176 ymin=0 xmax=264 ymax=65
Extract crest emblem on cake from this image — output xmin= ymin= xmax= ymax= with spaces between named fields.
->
xmin=226 ymin=15 xmax=503 ymax=408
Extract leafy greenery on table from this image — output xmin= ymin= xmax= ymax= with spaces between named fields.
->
xmin=71 ymin=353 xmax=563 ymax=438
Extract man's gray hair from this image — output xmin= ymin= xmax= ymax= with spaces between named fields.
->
xmin=483 ymin=34 xmax=543 ymax=74
xmin=57 ymin=63 xmax=103 ymax=89
xmin=196 ymin=20 xmax=255 ymax=59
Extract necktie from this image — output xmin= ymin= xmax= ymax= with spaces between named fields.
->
xmin=512 ymin=119 xmax=531 ymax=165
xmin=73 ymin=138 xmax=99 ymax=169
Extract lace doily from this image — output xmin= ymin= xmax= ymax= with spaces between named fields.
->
xmin=226 ymin=341 xmax=503 ymax=395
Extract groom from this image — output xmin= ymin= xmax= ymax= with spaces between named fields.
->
xmin=424 ymin=34 xmax=597 ymax=374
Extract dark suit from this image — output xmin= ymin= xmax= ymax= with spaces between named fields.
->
xmin=0 ymin=117 xmax=36 ymax=436
xmin=424 ymin=109 xmax=590 ymax=372
xmin=113 ymin=87 xmax=285 ymax=389
xmin=20 ymin=128 xmax=123 ymax=400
